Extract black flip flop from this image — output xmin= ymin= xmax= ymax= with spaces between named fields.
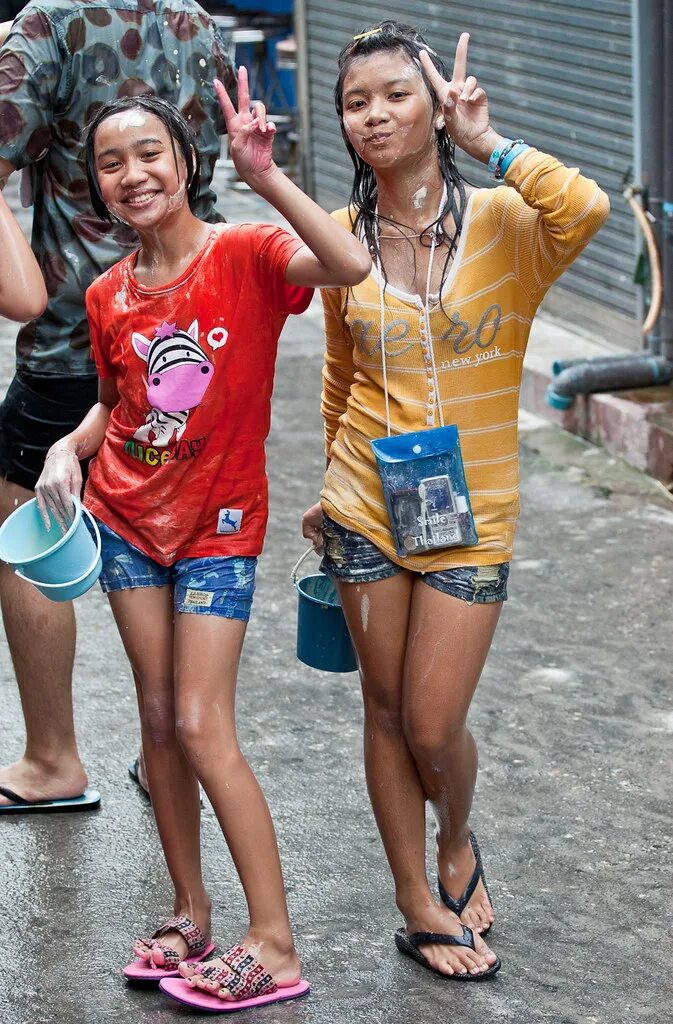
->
xmin=0 ymin=785 xmax=100 ymax=815
xmin=438 ymin=832 xmax=494 ymax=937
xmin=128 ymin=758 xmax=150 ymax=799
xmin=395 ymin=926 xmax=501 ymax=981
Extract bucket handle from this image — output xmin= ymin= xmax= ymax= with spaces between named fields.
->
xmin=14 ymin=505 xmax=101 ymax=590
xmin=291 ymin=546 xmax=318 ymax=585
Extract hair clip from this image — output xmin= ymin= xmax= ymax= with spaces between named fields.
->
xmin=352 ymin=27 xmax=382 ymax=41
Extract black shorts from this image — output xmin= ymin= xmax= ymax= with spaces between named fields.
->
xmin=0 ymin=371 xmax=98 ymax=491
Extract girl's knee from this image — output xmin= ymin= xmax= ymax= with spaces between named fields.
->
xmin=362 ymin=687 xmax=404 ymax=736
xmin=175 ymin=707 xmax=237 ymax=765
xmin=403 ymin=711 xmax=467 ymax=766
xmin=139 ymin=689 xmax=176 ymax=746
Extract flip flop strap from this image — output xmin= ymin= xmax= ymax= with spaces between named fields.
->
xmin=0 ymin=786 xmax=28 ymax=804
xmin=438 ymin=832 xmax=483 ymax=915
xmin=407 ymin=926 xmax=476 ymax=951
xmin=220 ymin=944 xmax=277 ymax=999
xmin=198 ymin=961 xmax=238 ymax=986
xmin=153 ymin=942 xmax=181 ymax=970
xmin=152 ymin=915 xmax=207 ymax=957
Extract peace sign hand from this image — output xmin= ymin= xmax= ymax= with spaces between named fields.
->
xmin=419 ymin=33 xmax=501 ymax=164
xmin=214 ymin=66 xmax=277 ymax=183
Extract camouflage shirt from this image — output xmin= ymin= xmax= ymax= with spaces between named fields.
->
xmin=0 ymin=0 xmax=234 ymax=376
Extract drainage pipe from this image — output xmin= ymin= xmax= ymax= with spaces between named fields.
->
xmin=544 ymin=2 xmax=672 ymax=411
xmin=551 ymin=355 xmax=654 ymax=375
xmin=546 ymin=356 xmax=673 ymax=411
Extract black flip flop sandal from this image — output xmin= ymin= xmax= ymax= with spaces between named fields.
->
xmin=0 ymin=785 xmax=100 ymax=815
xmin=438 ymin=832 xmax=494 ymax=937
xmin=128 ymin=758 xmax=150 ymax=799
xmin=394 ymin=926 xmax=501 ymax=981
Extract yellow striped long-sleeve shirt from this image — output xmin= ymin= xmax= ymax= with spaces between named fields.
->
xmin=320 ymin=148 xmax=610 ymax=570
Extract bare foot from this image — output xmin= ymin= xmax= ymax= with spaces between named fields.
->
xmin=133 ymin=901 xmax=212 ymax=967
xmin=402 ymin=897 xmax=497 ymax=977
xmin=0 ymin=756 xmax=88 ymax=806
xmin=438 ymin=834 xmax=495 ymax=935
xmin=181 ymin=931 xmax=301 ymax=1000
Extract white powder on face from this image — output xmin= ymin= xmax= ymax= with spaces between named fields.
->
xmin=395 ymin=62 xmax=423 ymax=82
xmin=166 ymin=180 xmax=186 ymax=212
xmin=107 ymin=203 xmax=131 ymax=226
xmin=115 ymin=110 xmax=147 ymax=132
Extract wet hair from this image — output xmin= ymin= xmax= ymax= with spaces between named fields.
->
xmin=83 ymin=95 xmax=201 ymax=223
xmin=335 ymin=20 xmax=469 ymax=293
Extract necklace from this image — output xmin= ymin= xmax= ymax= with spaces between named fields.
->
xmin=377 ymin=227 xmax=446 ymax=242
xmin=375 ymin=215 xmax=446 ymax=242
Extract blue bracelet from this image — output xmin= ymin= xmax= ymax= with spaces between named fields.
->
xmin=487 ymin=138 xmax=513 ymax=175
xmin=497 ymin=142 xmax=530 ymax=179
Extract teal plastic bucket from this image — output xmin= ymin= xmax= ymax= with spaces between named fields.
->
xmin=0 ymin=496 xmax=102 ymax=602
xmin=293 ymin=549 xmax=357 ymax=673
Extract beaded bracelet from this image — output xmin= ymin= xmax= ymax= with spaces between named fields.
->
xmin=487 ymin=138 xmax=514 ymax=175
xmin=488 ymin=137 xmax=528 ymax=179
xmin=497 ymin=141 xmax=529 ymax=179
xmin=493 ymin=138 xmax=524 ymax=177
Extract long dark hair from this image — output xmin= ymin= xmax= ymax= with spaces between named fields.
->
xmin=335 ymin=20 xmax=468 ymax=292
xmin=83 ymin=96 xmax=201 ymax=223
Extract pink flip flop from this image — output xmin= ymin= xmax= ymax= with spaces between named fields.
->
xmin=123 ymin=915 xmax=214 ymax=982
xmin=160 ymin=942 xmax=310 ymax=1012
xmin=159 ymin=977 xmax=310 ymax=1012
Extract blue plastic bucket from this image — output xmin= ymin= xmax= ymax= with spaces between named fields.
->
xmin=293 ymin=549 xmax=357 ymax=673
xmin=0 ymin=496 xmax=102 ymax=602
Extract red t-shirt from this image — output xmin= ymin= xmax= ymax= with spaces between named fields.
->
xmin=84 ymin=224 xmax=312 ymax=564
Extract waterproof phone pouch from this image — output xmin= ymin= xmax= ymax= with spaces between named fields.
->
xmin=371 ymin=425 xmax=478 ymax=557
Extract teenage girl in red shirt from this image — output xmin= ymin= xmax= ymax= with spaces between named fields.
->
xmin=35 ymin=69 xmax=370 ymax=1011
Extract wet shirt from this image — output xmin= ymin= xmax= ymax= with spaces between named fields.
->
xmin=84 ymin=224 xmax=313 ymax=564
xmin=320 ymin=149 xmax=610 ymax=570
xmin=0 ymin=0 xmax=235 ymax=376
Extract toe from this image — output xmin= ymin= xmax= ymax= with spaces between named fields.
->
xmin=462 ymin=907 xmax=480 ymax=932
xmin=452 ymin=952 xmax=471 ymax=975
xmin=150 ymin=947 xmax=166 ymax=968
xmin=473 ymin=933 xmax=497 ymax=965
xmin=178 ymin=962 xmax=195 ymax=980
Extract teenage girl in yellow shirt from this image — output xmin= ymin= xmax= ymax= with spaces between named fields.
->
xmin=303 ymin=20 xmax=608 ymax=981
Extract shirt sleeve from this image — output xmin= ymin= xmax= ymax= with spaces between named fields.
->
xmin=490 ymin=148 xmax=611 ymax=303
xmin=255 ymin=225 xmax=314 ymax=315
xmin=86 ymin=284 xmax=114 ymax=380
xmin=0 ymin=8 xmax=62 ymax=169
xmin=320 ymin=285 xmax=356 ymax=457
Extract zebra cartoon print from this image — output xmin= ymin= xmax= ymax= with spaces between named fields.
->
xmin=131 ymin=320 xmax=215 ymax=447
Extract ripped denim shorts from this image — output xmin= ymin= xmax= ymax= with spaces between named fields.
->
xmin=320 ymin=514 xmax=509 ymax=604
xmin=93 ymin=519 xmax=256 ymax=622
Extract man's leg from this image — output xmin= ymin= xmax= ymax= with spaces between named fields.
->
xmin=0 ymin=476 xmax=88 ymax=804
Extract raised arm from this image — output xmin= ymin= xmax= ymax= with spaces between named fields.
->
xmin=0 ymin=184 xmax=47 ymax=322
xmin=214 ymin=68 xmax=371 ymax=289
xmin=419 ymin=36 xmax=609 ymax=298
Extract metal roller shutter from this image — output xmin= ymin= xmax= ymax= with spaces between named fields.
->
xmin=299 ymin=0 xmax=638 ymax=342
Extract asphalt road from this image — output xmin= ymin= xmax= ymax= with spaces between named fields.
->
xmin=1 ymin=174 xmax=672 ymax=1024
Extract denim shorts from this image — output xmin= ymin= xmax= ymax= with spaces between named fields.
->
xmin=320 ymin=514 xmax=509 ymax=604
xmin=94 ymin=519 xmax=257 ymax=621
